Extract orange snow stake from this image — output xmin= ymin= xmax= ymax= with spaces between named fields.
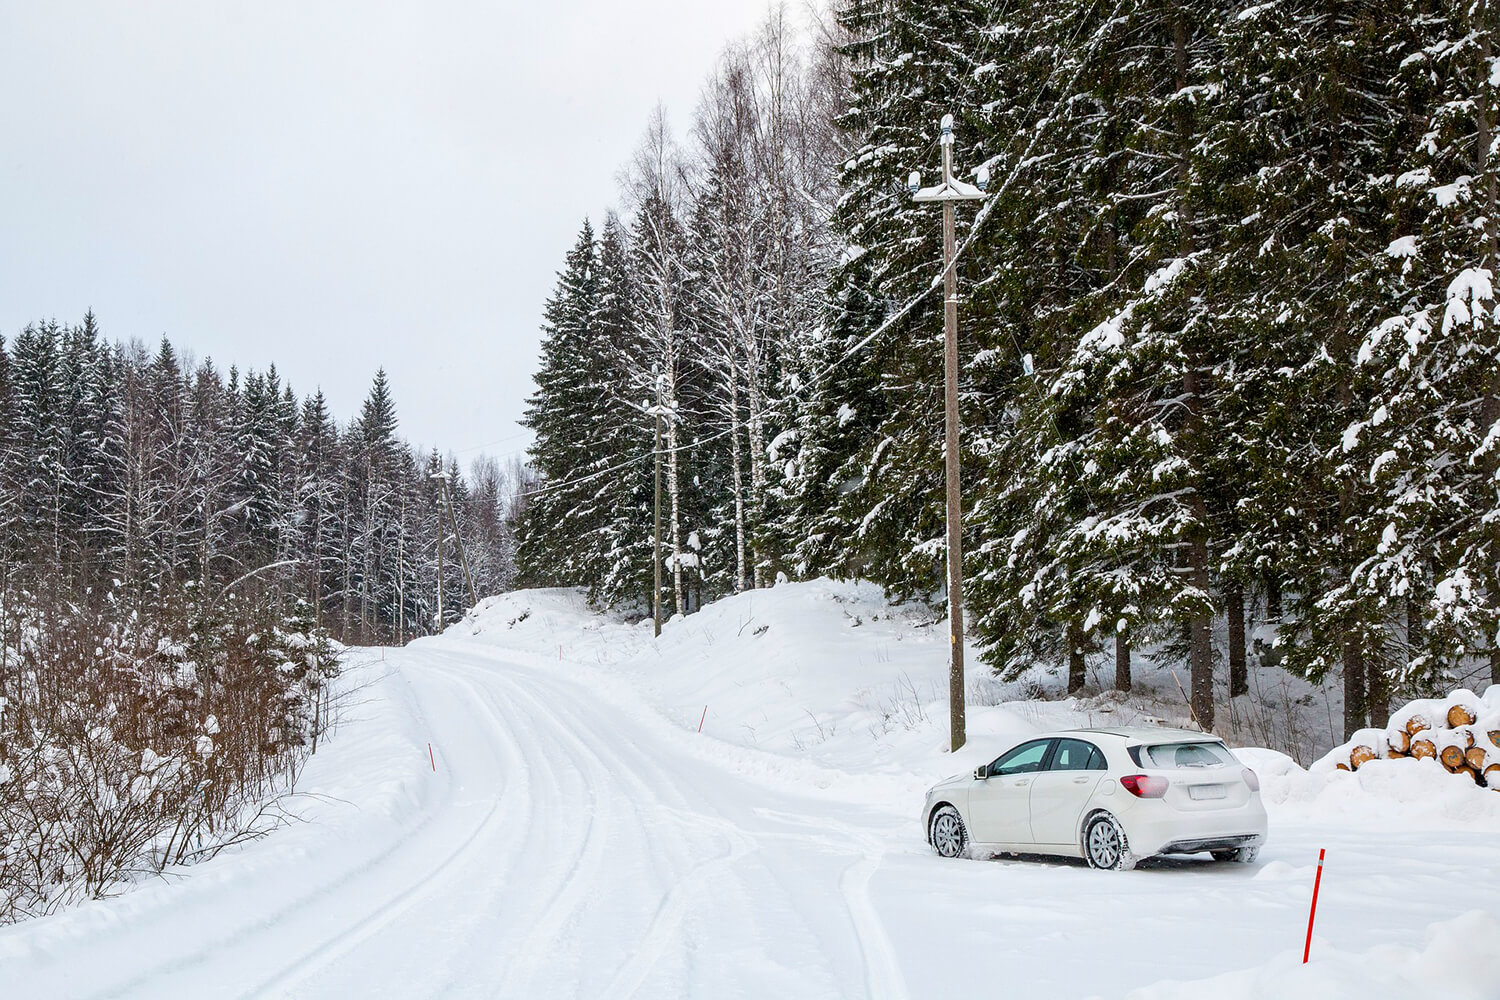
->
xmin=1302 ymin=848 xmax=1326 ymax=963
xmin=697 ymin=705 xmax=708 ymax=733
xmin=429 ymin=742 xmax=436 ymax=772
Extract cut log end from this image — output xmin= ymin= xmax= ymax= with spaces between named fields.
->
xmin=1447 ymin=704 xmax=1479 ymax=729
xmin=1388 ymin=729 xmax=1411 ymax=755
xmin=1410 ymin=738 xmax=1437 ymax=760
xmin=1350 ymin=745 xmax=1379 ymax=770
xmin=1439 ymin=744 xmax=1468 ymax=773
xmin=1406 ymin=713 xmax=1433 ymax=737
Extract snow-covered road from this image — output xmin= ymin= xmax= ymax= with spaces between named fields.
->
xmin=7 ymin=622 xmax=1500 ymax=999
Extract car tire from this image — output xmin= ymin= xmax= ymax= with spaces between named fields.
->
xmin=929 ymin=805 xmax=969 ymax=859
xmin=1212 ymin=846 xmax=1260 ymax=864
xmin=1083 ymin=813 xmax=1136 ymax=871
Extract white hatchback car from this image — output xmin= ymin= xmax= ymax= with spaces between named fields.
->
xmin=922 ymin=727 xmax=1267 ymax=870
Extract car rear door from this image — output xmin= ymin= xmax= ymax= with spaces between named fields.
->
xmin=1027 ymin=738 xmax=1107 ymax=846
xmin=968 ymin=738 xmax=1053 ymax=845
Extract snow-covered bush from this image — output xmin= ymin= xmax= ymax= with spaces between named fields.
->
xmin=0 ymin=585 xmax=341 ymax=923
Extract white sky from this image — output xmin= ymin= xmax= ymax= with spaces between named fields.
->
xmin=0 ymin=1 xmax=783 ymax=462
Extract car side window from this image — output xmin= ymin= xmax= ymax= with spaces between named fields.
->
xmin=990 ymin=739 xmax=1052 ymax=776
xmin=1048 ymin=738 xmax=1105 ymax=771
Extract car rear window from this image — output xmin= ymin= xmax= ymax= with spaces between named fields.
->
xmin=1138 ymin=741 xmax=1235 ymax=769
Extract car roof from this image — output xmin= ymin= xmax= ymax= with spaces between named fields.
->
xmin=1042 ymin=726 xmax=1220 ymax=743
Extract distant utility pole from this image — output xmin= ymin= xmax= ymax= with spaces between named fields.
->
xmin=433 ymin=470 xmax=479 ymax=608
xmin=397 ymin=494 xmax=406 ymax=642
xmin=652 ymin=367 xmax=664 ymax=638
xmin=910 ymin=112 xmax=989 ymax=752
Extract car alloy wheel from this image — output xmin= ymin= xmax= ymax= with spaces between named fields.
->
xmin=1084 ymin=813 xmax=1135 ymax=871
xmin=930 ymin=805 xmax=968 ymax=859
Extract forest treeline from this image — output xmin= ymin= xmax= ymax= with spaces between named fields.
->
xmin=0 ymin=314 xmax=519 ymax=638
xmin=0 ymin=314 xmax=520 ymax=918
xmin=518 ymin=0 xmax=1500 ymax=740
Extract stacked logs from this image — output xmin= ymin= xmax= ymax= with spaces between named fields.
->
xmin=1336 ymin=686 xmax=1500 ymax=790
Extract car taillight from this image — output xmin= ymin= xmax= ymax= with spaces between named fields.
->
xmin=1242 ymin=767 xmax=1260 ymax=791
xmin=1120 ymin=774 xmax=1169 ymax=798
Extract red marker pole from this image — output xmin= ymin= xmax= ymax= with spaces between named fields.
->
xmin=1302 ymin=848 xmax=1326 ymax=963
xmin=429 ymin=742 xmax=436 ymax=772
xmin=697 ymin=705 xmax=708 ymax=733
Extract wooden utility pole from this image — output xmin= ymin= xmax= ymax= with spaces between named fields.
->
xmin=653 ymin=369 xmax=664 ymax=638
xmin=912 ymin=113 xmax=987 ymax=752
xmin=435 ymin=519 xmax=444 ymax=634
xmin=436 ymin=472 xmax=480 ymax=609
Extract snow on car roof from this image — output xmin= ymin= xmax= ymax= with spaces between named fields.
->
xmin=1062 ymin=726 xmax=1220 ymax=742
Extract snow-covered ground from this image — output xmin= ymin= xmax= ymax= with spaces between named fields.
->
xmin=4 ymin=580 xmax=1499 ymax=998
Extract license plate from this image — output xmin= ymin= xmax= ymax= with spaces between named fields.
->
xmin=1188 ymin=784 xmax=1227 ymax=800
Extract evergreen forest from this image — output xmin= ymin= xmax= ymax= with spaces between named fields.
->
xmin=517 ymin=0 xmax=1500 ymax=741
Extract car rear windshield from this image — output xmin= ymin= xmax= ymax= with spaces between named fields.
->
xmin=1137 ymin=741 xmax=1235 ymax=769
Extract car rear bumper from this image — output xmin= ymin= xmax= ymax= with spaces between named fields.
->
xmin=1118 ymin=799 xmax=1268 ymax=858
xmin=1156 ymin=833 xmax=1263 ymax=854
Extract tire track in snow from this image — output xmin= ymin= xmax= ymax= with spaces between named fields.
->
xmin=239 ymin=663 xmax=536 ymax=999
xmin=840 ymin=853 xmax=910 ymax=1000
xmin=446 ymin=655 xmax=773 ymax=999
xmin=78 ymin=660 xmax=518 ymax=1000
xmin=455 ymin=653 xmax=879 ymax=999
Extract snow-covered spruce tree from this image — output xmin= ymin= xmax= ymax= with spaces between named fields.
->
xmin=963 ymin=0 xmax=1175 ymax=693
xmin=516 ymin=221 xmax=601 ymax=590
xmin=6 ymin=322 xmax=67 ymax=566
xmin=1211 ymin=0 xmax=1438 ymax=736
xmin=1350 ymin=0 xmax=1500 ymax=694
xmin=589 ymin=213 xmax=659 ymax=609
xmin=789 ymin=0 xmax=993 ymax=599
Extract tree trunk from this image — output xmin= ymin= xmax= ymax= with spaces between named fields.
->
xmin=1188 ymin=546 xmax=1215 ymax=732
xmin=729 ymin=382 xmax=747 ymax=594
xmin=1227 ymin=583 xmax=1248 ymax=698
xmin=745 ymin=369 xmax=767 ymax=590
xmin=666 ymin=390 xmax=684 ymax=617
xmin=1067 ymin=620 xmax=1086 ymax=694
xmin=1367 ymin=663 xmax=1390 ymax=729
xmin=1407 ymin=593 xmax=1424 ymax=667
xmin=1342 ymin=640 xmax=1366 ymax=740
xmin=1174 ymin=15 xmax=1213 ymax=735
xmin=1265 ymin=577 xmax=1281 ymax=621
xmin=1114 ymin=632 xmax=1132 ymax=692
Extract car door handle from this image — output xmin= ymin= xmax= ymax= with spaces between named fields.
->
xmin=1072 ymin=777 xmax=1091 ymax=784
xmin=1015 ymin=779 xmax=1030 ymax=787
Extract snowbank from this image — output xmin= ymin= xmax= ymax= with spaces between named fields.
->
xmin=1129 ymin=910 xmax=1500 ymax=1000
xmin=447 ymin=581 xmax=1118 ymax=786
xmin=1234 ymin=747 xmax=1500 ymax=831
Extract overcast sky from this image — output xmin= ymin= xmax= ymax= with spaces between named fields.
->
xmin=0 ymin=1 xmax=783 ymax=463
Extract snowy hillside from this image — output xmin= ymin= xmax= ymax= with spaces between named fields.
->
xmin=5 ymin=579 xmax=1499 ymax=998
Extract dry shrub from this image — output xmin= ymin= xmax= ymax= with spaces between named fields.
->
xmin=0 ymin=581 xmax=339 ymax=923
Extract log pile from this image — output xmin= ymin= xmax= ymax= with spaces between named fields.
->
xmin=1334 ymin=686 xmax=1500 ymax=790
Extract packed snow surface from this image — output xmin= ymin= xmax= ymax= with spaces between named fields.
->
xmin=4 ymin=580 xmax=1499 ymax=998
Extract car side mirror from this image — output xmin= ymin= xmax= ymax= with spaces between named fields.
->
xmin=974 ymin=765 xmax=989 ymax=780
